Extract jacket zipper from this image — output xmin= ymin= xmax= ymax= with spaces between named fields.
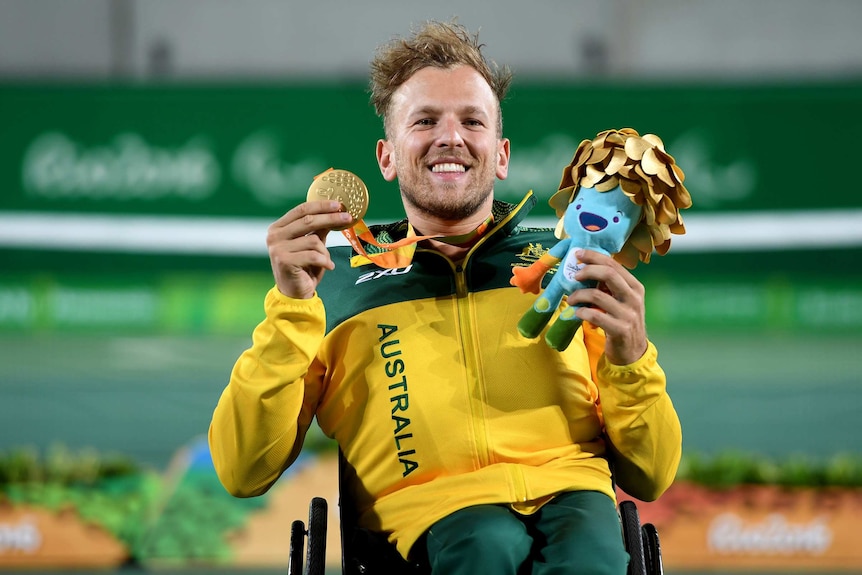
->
xmin=418 ymin=199 xmax=533 ymax=472
xmin=453 ymin=260 xmax=492 ymax=469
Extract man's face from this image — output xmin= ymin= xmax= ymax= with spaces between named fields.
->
xmin=376 ymin=65 xmax=510 ymax=222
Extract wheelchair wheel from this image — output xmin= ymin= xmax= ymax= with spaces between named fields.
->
xmin=619 ymin=501 xmax=646 ymax=575
xmin=288 ymin=519 xmax=305 ymax=575
xmin=641 ymin=523 xmax=663 ymax=575
xmin=305 ymin=496 xmax=328 ymax=575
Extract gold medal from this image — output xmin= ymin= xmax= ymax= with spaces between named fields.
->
xmin=306 ymin=168 xmax=370 ymax=230
xmin=306 ymin=168 xmax=445 ymax=269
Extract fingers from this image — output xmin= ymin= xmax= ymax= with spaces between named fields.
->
xmin=268 ymin=233 xmax=335 ymax=272
xmin=570 ymin=249 xmax=642 ymax=295
xmin=266 ymin=200 xmax=353 ymax=299
xmin=270 ymin=200 xmax=353 ymax=241
xmin=566 ymin=251 xmax=642 ymax=310
xmin=267 ymin=200 xmax=353 ymax=272
xmin=566 ymin=249 xmax=648 ymax=365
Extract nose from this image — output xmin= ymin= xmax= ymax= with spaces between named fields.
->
xmin=436 ymin=117 xmax=465 ymax=148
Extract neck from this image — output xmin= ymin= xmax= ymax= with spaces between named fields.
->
xmin=405 ymin=193 xmax=494 ymax=233
xmin=408 ymin=208 xmax=495 ymax=260
xmin=410 ymin=212 xmax=488 ymax=237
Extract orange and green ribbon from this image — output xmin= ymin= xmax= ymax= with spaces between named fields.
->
xmin=345 ymin=214 xmax=494 ymax=268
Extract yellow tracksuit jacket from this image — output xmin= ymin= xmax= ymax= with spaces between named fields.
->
xmin=209 ymin=192 xmax=682 ymax=559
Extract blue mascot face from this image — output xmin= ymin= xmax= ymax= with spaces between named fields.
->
xmin=563 ymin=185 xmax=642 ymax=254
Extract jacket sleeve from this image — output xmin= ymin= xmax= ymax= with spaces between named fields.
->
xmin=208 ymin=287 xmax=326 ymax=497
xmin=584 ymin=325 xmax=682 ymax=501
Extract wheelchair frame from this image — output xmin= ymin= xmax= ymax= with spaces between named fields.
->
xmin=288 ymin=454 xmax=664 ymax=575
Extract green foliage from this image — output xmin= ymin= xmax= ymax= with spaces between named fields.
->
xmin=0 ymin=444 xmax=157 ymax=559
xmin=0 ymin=443 xmax=273 ymax=564
xmin=677 ymin=450 xmax=862 ymax=489
xmin=137 ymin=468 xmax=268 ymax=563
xmin=2 ymin=470 xmax=162 ymax=558
xmin=0 ymin=444 xmax=138 ymax=486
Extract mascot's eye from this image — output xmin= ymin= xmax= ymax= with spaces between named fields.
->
xmin=575 ymin=203 xmax=582 ymax=210
xmin=613 ymin=216 xmax=620 ymax=223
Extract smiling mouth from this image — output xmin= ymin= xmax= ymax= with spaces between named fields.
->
xmin=579 ymin=212 xmax=608 ymax=232
xmin=431 ymin=163 xmax=467 ymax=173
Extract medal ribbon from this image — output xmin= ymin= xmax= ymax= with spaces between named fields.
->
xmin=344 ymin=214 xmax=494 ymax=269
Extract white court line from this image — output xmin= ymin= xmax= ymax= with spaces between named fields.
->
xmin=1 ymin=209 xmax=861 ymax=255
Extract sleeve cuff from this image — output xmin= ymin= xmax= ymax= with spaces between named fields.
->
xmin=265 ymin=286 xmax=325 ymax=315
xmin=597 ymin=341 xmax=660 ymax=385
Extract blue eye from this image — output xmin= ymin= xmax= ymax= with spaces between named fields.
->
xmin=575 ymin=203 xmax=582 ymax=210
xmin=613 ymin=216 xmax=620 ymax=223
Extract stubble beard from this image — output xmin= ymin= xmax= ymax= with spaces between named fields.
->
xmin=401 ymin=184 xmax=489 ymax=221
xmin=399 ymin=164 xmax=496 ymax=222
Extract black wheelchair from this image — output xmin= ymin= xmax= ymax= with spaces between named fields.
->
xmin=288 ymin=455 xmax=664 ymax=575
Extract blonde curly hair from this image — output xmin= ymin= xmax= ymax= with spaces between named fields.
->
xmin=369 ymin=20 xmax=512 ymax=137
xmin=548 ymin=128 xmax=692 ymax=268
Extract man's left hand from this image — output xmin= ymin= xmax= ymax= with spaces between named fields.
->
xmin=567 ymin=249 xmax=648 ymax=365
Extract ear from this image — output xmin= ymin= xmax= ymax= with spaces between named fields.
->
xmin=376 ymin=139 xmax=397 ymax=182
xmin=496 ymin=138 xmax=511 ymax=180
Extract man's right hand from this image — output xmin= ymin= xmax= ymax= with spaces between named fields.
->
xmin=266 ymin=200 xmax=354 ymax=299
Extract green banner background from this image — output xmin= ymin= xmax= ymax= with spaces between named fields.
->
xmin=2 ymin=80 xmax=861 ymax=334
xmin=2 ymin=80 xmax=861 ymax=220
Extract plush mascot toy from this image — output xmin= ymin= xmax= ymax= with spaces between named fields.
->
xmin=510 ymin=128 xmax=692 ymax=351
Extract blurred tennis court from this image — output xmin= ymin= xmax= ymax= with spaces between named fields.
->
xmin=2 ymin=329 xmax=860 ymax=471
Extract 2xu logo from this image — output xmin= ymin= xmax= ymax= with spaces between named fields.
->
xmin=355 ymin=265 xmax=413 ymax=285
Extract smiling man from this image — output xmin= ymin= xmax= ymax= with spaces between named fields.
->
xmin=376 ymin=64 xmax=510 ymax=254
xmin=209 ymin=20 xmax=682 ymax=575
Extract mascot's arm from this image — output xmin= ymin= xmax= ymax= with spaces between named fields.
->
xmin=510 ymin=253 xmax=561 ymax=294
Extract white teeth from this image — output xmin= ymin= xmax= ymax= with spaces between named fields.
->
xmin=431 ymin=163 xmax=466 ymax=173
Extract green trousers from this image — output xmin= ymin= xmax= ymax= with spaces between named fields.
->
xmin=424 ymin=490 xmax=629 ymax=575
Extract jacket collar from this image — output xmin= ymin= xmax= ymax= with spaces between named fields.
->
xmin=365 ymin=191 xmax=538 ymax=251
